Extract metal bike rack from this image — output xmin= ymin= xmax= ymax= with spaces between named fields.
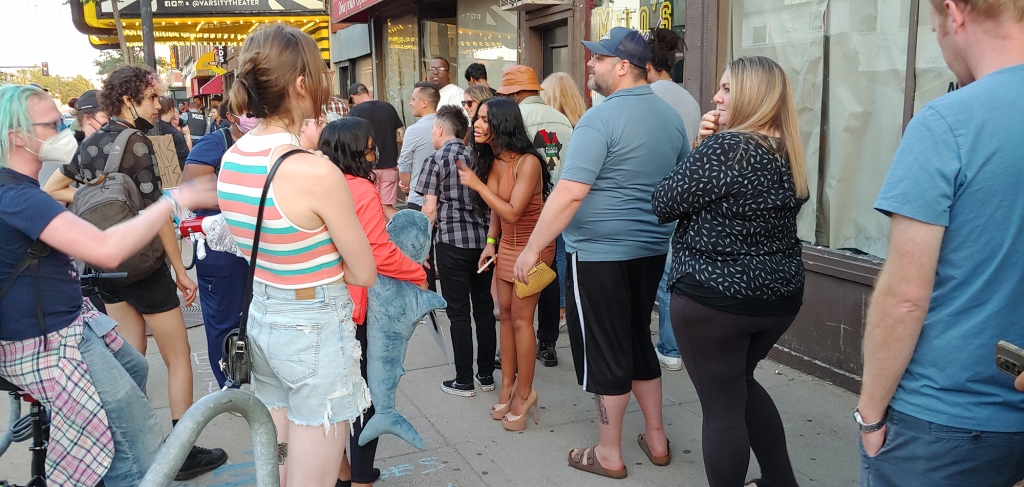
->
xmin=0 ymin=395 xmax=22 ymax=456
xmin=140 ymin=389 xmax=280 ymax=487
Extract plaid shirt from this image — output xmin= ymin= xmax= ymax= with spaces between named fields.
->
xmin=414 ymin=139 xmax=489 ymax=249
xmin=326 ymin=96 xmax=350 ymax=120
xmin=0 ymin=299 xmax=123 ymax=487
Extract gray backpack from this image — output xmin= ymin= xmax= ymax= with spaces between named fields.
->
xmin=68 ymin=128 xmax=164 ymax=283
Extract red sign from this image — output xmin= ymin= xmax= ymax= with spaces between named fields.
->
xmin=332 ymin=0 xmax=382 ymax=23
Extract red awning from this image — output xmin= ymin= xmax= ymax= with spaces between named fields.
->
xmin=198 ymin=75 xmax=223 ymax=96
xmin=332 ymin=0 xmax=383 ymax=23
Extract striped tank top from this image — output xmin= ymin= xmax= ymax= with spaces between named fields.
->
xmin=217 ymin=132 xmax=345 ymax=289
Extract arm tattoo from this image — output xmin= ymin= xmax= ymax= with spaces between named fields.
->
xmin=595 ymin=395 xmax=610 ymax=425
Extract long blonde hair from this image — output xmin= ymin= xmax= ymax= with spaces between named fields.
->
xmin=723 ymin=56 xmax=808 ymax=200
xmin=540 ymin=72 xmax=586 ymax=127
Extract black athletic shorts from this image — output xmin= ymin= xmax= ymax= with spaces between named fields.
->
xmin=97 ymin=261 xmax=180 ymax=315
xmin=566 ymin=252 xmax=665 ymax=396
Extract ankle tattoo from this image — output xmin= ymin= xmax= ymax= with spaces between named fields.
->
xmin=277 ymin=442 xmax=288 ymax=464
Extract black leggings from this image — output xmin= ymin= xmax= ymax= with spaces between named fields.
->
xmin=348 ymin=324 xmax=378 ymax=484
xmin=670 ymin=293 xmax=799 ymax=487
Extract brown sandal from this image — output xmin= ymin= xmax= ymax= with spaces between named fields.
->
xmin=637 ymin=434 xmax=671 ymax=466
xmin=567 ymin=446 xmax=627 ymax=479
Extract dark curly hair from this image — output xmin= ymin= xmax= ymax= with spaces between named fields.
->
xmin=318 ymin=118 xmax=376 ymax=183
xmin=469 ymin=97 xmax=550 ymax=218
xmin=647 ymin=28 xmax=687 ymax=74
xmin=99 ymin=65 xmax=161 ymax=118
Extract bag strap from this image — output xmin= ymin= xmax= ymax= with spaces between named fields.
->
xmin=102 ymin=128 xmax=141 ymax=176
xmin=237 ymin=148 xmax=306 ymax=340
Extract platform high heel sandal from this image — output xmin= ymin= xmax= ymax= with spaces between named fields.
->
xmin=491 ymin=397 xmax=512 ymax=420
xmin=502 ymin=389 xmax=538 ymax=431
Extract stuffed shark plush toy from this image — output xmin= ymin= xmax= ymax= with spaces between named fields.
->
xmin=358 ymin=210 xmax=446 ymax=449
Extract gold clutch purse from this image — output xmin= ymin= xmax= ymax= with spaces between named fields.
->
xmin=513 ymin=262 xmax=556 ymax=299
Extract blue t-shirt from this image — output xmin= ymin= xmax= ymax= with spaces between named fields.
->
xmin=185 ymin=128 xmax=233 ymax=217
xmin=0 ymin=169 xmax=82 ymax=341
xmin=875 ymin=63 xmax=1024 ymax=432
xmin=560 ymin=84 xmax=689 ymax=262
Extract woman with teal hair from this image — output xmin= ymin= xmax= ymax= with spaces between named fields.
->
xmin=0 ymin=84 xmax=216 ymax=486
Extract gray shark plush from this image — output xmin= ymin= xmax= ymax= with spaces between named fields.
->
xmin=358 ymin=210 xmax=446 ymax=449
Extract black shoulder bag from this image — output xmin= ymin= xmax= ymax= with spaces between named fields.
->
xmin=220 ymin=149 xmax=305 ymax=387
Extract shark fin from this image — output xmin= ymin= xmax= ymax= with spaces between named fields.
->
xmin=358 ymin=411 xmax=426 ymax=450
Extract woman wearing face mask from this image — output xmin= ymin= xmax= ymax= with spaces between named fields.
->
xmin=456 ymin=97 xmax=553 ymax=430
xmin=181 ymin=91 xmax=260 ymax=390
xmin=58 ymin=65 xmax=230 ymax=480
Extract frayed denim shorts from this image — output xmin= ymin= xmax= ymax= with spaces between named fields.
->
xmin=248 ymin=281 xmax=371 ymax=433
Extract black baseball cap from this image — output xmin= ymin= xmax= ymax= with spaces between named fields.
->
xmin=348 ymin=83 xmax=369 ymax=97
xmin=582 ymin=27 xmax=652 ymax=68
xmin=77 ymin=90 xmax=101 ymax=114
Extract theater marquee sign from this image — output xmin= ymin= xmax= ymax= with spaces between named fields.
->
xmin=94 ymin=0 xmax=327 ymax=18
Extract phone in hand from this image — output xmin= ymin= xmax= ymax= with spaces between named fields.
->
xmin=477 ymin=256 xmax=495 ymax=274
xmin=996 ymin=340 xmax=1024 ymax=377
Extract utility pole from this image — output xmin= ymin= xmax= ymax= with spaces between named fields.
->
xmin=140 ymin=0 xmax=157 ymax=70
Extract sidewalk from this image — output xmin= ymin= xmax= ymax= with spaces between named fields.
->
xmin=2 ymin=308 xmax=861 ymax=486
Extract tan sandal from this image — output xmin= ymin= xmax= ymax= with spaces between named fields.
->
xmin=637 ymin=433 xmax=671 ymax=466
xmin=567 ymin=446 xmax=627 ymax=479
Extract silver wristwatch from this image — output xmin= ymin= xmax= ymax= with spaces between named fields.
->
xmin=853 ymin=408 xmax=887 ymax=433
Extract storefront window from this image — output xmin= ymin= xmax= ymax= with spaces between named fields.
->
xmin=590 ymin=0 xmax=686 ymax=105
xmin=384 ymin=15 xmax=419 ymax=125
xmin=729 ymin=0 xmax=825 ymax=245
xmin=913 ymin=0 xmax=955 ymax=113
xmin=423 ymin=20 xmax=459 ymax=79
xmin=457 ymin=0 xmax=518 ymax=89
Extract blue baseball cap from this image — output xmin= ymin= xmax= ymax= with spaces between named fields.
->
xmin=582 ymin=27 xmax=652 ymax=68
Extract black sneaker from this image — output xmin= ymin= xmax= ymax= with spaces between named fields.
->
xmin=441 ymin=379 xmax=476 ymax=397
xmin=537 ymin=341 xmax=558 ymax=367
xmin=475 ymin=373 xmax=495 ymax=392
xmin=175 ymin=445 xmax=229 ymax=481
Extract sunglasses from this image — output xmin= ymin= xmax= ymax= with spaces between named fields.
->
xmin=461 ymin=100 xmax=476 ymax=108
xmin=33 ymin=118 xmax=67 ymax=133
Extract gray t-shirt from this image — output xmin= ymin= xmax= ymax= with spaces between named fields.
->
xmin=397 ymin=113 xmax=436 ymax=207
xmin=560 ymin=84 xmax=689 ymax=262
xmin=650 ymin=80 xmax=701 ymax=144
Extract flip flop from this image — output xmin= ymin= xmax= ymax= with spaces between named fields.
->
xmin=637 ymin=433 xmax=671 ymax=466
xmin=567 ymin=446 xmax=627 ymax=479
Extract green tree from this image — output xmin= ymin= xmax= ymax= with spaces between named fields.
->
xmin=0 ymin=69 xmax=96 ymax=105
xmin=94 ymin=50 xmax=172 ymax=81
xmin=79 ymin=0 xmax=132 ymax=63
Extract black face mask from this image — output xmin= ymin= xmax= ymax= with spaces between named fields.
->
xmin=129 ymin=102 xmax=154 ymax=132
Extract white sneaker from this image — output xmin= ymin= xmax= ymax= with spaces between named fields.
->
xmin=656 ymin=350 xmax=683 ymax=371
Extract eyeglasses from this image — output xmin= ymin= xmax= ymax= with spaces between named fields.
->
xmin=461 ymin=100 xmax=476 ymax=108
xmin=304 ymin=118 xmax=326 ymax=129
xmin=33 ymin=119 xmax=67 ymax=133
xmin=428 ymin=67 xmax=449 ymax=73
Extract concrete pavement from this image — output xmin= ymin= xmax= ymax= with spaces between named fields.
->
xmin=1 ymin=303 xmax=860 ymax=486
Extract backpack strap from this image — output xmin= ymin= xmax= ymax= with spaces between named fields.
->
xmin=236 ymin=149 xmax=305 ymax=342
xmin=102 ymin=128 xmax=142 ymax=176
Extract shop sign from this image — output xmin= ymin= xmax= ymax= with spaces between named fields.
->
xmin=169 ymin=47 xmax=179 ymax=70
xmin=95 ymin=0 xmax=327 ymax=19
xmin=591 ymin=0 xmax=673 ymax=40
xmin=331 ymin=0 xmax=383 ymax=23
xmin=195 ymin=51 xmax=227 ymax=77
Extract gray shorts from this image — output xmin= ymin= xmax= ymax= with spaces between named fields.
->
xmin=248 ymin=281 xmax=370 ymax=432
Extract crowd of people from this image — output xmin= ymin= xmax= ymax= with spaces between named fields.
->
xmin=0 ymin=1 xmax=1022 ymax=486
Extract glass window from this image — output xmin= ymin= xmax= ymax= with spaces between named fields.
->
xmin=543 ymin=24 xmax=570 ymax=79
xmin=458 ymin=0 xmax=518 ymax=90
xmin=913 ymin=0 xmax=956 ymax=113
xmin=423 ymin=20 xmax=459 ymax=81
xmin=384 ymin=15 xmax=419 ymax=125
xmin=354 ymin=55 xmax=374 ymax=95
xmin=729 ymin=0 xmax=825 ymax=245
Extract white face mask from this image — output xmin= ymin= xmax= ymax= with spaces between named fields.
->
xmin=29 ymin=129 xmax=78 ymax=164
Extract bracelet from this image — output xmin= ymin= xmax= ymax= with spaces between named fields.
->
xmin=162 ymin=194 xmax=181 ymax=217
xmin=486 ymin=235 xmax=497 ymax=245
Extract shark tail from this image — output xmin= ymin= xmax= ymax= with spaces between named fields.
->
xmin=358 ymin=411 xmax=426 ymax=450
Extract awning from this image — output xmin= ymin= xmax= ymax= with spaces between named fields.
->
xmin=332 ymin=0 xmax=384 ymax=23
xmin=198 ymin=75 xmax=223 ymax=96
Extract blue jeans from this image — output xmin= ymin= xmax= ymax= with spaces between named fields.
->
xmin=79 ymin=326 xmax=163 ymax=487
xmin=656 ymin=252 xmax=679 ymax=358
xmin=196 ymin=248 xmax=249 ymax=388
xmin=860 ymin=407 xmax=1024 ymax=487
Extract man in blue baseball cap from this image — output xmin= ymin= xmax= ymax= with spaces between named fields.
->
xmin=514 ymin=25 xmax=690 ymax=479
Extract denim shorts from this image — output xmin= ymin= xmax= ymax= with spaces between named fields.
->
xmin=248 ymin=281 xmax=371 ymax=433
xmin=860 ymin=407 xmax=1024 ymax=487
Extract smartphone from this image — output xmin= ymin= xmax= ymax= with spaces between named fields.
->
xmin=477 ymin=256 xmax=495 ymax=274
xmin=996 ymin=340 xmax=1024 ymax=377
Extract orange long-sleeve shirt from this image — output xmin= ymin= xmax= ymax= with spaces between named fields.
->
xmin=345 ymin=174 xmax=427 ymax=324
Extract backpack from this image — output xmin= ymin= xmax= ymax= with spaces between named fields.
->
xmin=68 ymin=128 xmax=164 ymax=284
